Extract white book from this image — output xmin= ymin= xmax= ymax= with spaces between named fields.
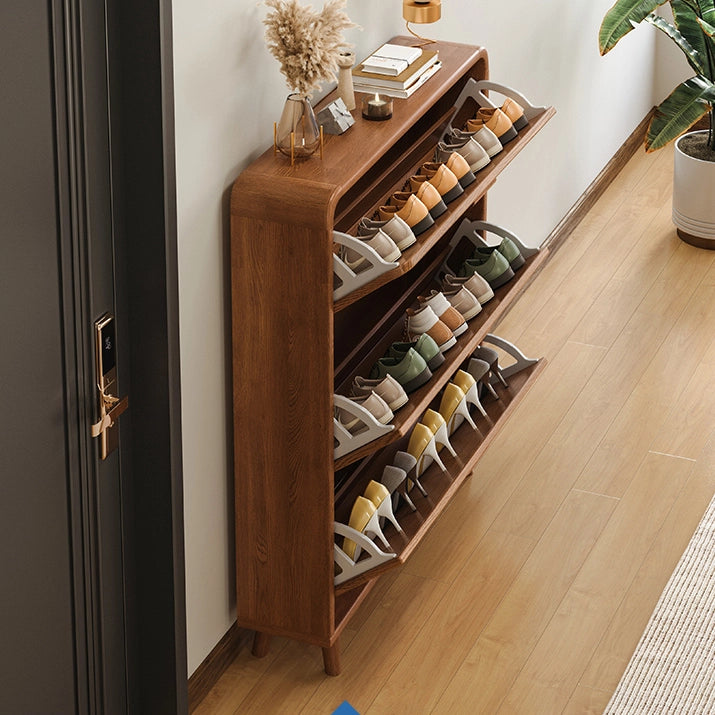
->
xmin=361 ymin=43 xmax=422 ymax=76
xmin=354 ymin=61 xmax=442 ymax=99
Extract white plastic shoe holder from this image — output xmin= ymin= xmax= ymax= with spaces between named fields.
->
xmin=333 ymin=521 xmax=396 ymax=586
xmin=482 ymin=334 xmax=539 ymax=381
xmin=333 ymin=394 xmax=394 ymax=460
xmin=442 ymin=78 xmax=546 ymax=142
xmin=333 ymin=230 xmax=399 ymax=302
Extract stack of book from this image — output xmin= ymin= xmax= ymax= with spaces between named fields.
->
xmin=352 ymin=43 xmax=441 ymax=99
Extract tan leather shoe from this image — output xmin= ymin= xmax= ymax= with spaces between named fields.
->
xmin=411 ymin=163 xmax=463 ymax=204
xmin=418 ymin=290 xmax=467 ymax=337
xmin=501 ymin=97 xmax=528 ymax=131
xmin=467 ymin=107 xmax=517 ymax=144
xmin=406 ymin=304 xmax=456 ymax=352
xmin=392 ymin=181 xmax=447 ymax=219
xmin=378 ymin=194 xmax=433 ymax=236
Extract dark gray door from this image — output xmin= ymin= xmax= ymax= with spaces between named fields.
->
xmin=1 ymin=1 xmax=129 ymax=712
xmin=1 ymin=0 xmax=191 ymax=710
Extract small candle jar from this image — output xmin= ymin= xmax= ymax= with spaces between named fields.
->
xmin=362 ymin=93 xmax=393 ymax=121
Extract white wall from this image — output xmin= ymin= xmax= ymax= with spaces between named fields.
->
xmin=173 ymin=0 xmax=659 ymax=675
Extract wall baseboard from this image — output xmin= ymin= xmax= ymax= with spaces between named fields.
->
xmin=188 ymin=622 xmax=250 ymax=712
xmin=186 ymin=107 xmax=659 ymax=713
xmin=543 ymin=108 xmax=655 ymax=254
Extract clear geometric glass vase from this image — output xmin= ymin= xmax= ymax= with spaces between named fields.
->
xmin=276 ymin=93 xmax=321 ymax=159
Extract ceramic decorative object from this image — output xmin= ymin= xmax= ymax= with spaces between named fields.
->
xmin=275 ymin=93 xmax=321 ymax=159
xmin=336 ymin=50 xmax=356 ymax=111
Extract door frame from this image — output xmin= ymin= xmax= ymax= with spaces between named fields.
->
xmin=54 ymin=0 xmax=187 ymax=710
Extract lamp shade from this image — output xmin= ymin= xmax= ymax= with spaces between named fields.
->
xmin=403 ymin=0 xmax=441 ymax=24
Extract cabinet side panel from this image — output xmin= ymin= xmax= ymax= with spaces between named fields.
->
xmin=230 ymin=178 xmax=335 ymax=644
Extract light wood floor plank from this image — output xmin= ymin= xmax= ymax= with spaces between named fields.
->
xmin=432 ymin=490 xmax=617 ymax=714
xmin=496 ymin=452 xmax=695 ymax=714
xmin=363 ymin=530 xmax=533 ymax=715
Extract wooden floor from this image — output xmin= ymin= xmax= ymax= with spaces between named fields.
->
xmin=195 ymin=145 xmax=715 ymax=714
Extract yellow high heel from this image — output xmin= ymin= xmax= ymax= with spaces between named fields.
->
xmin=407 ymin=422 xmax=447 ymax=479
xmin=439 ymin=382 xmax=478 ymax=435
xmin=421 ymin=408 xmax=457 ymax=456
xmin=342 ymin=495 xmax=390 ymax=561
xmin=452 ymin=369 xmax=487 ymax=418
xmin=364 ymin=480 xmax=403 ymax=534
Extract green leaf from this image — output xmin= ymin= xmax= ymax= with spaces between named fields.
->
xmin=646 ymin=12 xmax=706 ymax=72
xmin=697 ymin=16 xmax=715 ymax=36
xmin=672 ymin=0 xmax=710 ymax=71
xmin=697 ymin=0 xmax=715 ymax=27
xmin=647 ymin=76 xmax=714 ymax=150
xmin=599 ymin=0 xmax=668 ymax=53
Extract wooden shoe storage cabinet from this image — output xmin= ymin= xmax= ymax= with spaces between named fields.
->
xmin=230 ymin=39 xmax=555 ymax=674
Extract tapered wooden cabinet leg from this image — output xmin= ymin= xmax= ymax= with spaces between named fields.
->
xmin=252 ymin=631 xmax=271 ymax=658
xmin=322 ymin=641 xmax=341 ymax=676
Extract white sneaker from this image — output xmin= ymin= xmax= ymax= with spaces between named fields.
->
xmin=435 ymin=135 xmax=490 ymax=172
xmin=418 ymin=291 xmax=468 ymax=337
xmin=441 ymin=285 xmax=482 ymax=320
xmin=338 ymin=229 xmax=400 ymax=272
xmin=443 ymin=271 xmax=494 ymax=305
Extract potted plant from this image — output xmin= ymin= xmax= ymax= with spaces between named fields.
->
xmin=599 ymin=0 xmax=715 ymax=248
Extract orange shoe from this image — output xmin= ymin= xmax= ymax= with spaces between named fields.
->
xmin=392 ymin=180 xmax=447 ymax=219
xmin=410 ymin=163 xmax=463 ymax=204
xmin=378 ymin=194 xmax=433 ymax=236
xmin=501 ymin=97 xmax=528 ymax=131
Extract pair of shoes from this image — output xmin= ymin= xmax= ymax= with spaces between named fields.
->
xmin=466 ymin=98 xmax=528 ymax=145
xmin=334 ymin=391 xmax=394 ymax=434
xmin=459 ymin=233 xmax=526 ymax=289
xmin=409 ymin=162 xmax=464 ymax=205
xmin=370 ymin=334 xmax=442 ymax=394
xmin=380 ymin=453 xmax=419 ymax=512
xmin=439 ymin=371 xmax=482 ymax=435
xmin=436 ymin=134 xmax=491 ymax=174
xmin=378 ymin=193 xmax=434 ymax=237
xmin=406 ymin=293 xmax=467 ymax=354
xmin=338 ymin=228 xmax=401 ymax=273
xmin=358 ymin=214 xmax=416 ymax=252
xmin=351 ymin=374 xmax=408 ymax=411
xmin=342 ymin=481 xmax=400 ymax=560
xmin=472 ymin=344 xmax=508 ymax=389
xmin=441 ymin=271 xmax=495 ymax=306
xmin=447 ymin=125 xmax=503 ymax=159
xmin=407 ymin=416 xmax=450 ymax=480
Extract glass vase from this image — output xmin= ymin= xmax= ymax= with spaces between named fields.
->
xmin=276 ymin=93 xmax=320 ymax=159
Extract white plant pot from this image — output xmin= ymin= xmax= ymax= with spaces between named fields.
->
xmin=672 ymin=130 xmax=715 ymax=250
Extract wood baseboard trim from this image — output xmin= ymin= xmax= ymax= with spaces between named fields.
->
xmin=188 ymin=622 xmax=251 ymax=713
xmin=543 ymin=108 xmax=655 ymax=254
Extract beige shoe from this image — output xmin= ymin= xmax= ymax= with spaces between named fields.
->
xmin=379 ymin=194 xmax=434 ymax=236
xmin=335 ymin=391 xmax=393 ymax=433
xmin=351 ymin=374 xmax=409 ymax=411
xmin=392 ymin=181 xmax=447 ymax=219
xmin=441 ymin=285 xmax=482 ymax=320
xmin=443 ymin=272 xmax=494 ymax=305
xmin=467 ymin=107 xmax=517 ymax=144
xmin=357 ymin=215 xmax=416 ymax=251
xmin=406 ymin=304 xmax=456 ymax=352
xmin=418 ymin=291 xmax=467 ymax=337
xmin=410 ymin=163 xmax=463 ymax=204
xmin=338 ymin=229 xmax=400 ymax=272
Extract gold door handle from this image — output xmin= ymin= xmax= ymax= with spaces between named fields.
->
xmin=90 ymin=392 xmax=129 ymax=438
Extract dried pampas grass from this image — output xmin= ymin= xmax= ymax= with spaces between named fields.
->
xmin=263 ymin=0 xmax=357 ymax=96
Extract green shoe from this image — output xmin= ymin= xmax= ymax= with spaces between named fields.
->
xmin=474 ymin=236 xmax=524 ymax=271
xmin=370 ymin=347 xmax=432 ymax=394
xmin=460 ymin=248 xmax=514 ymax=289
xmin=388 ymin=334 xmax=445 ymax=371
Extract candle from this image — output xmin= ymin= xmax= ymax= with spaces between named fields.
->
xmin=362 ymin=93 xmax=393 ymax=121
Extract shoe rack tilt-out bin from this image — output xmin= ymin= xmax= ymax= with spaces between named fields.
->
xmin=230 ymin=39 xmax=555 ymax=674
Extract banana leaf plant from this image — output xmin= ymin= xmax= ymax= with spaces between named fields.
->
xmin=599 ymin=0 xmax=715 ymax=152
